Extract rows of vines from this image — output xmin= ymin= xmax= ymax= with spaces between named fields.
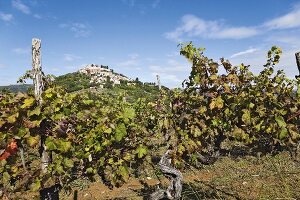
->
xmin=0 ymin=42 xmax=300 ymax=198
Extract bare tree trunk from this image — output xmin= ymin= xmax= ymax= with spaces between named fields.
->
xmin=32 ymin=38 xmax=49 ymax=173
xmin=150 ymin=150 xmax=183 ymax=200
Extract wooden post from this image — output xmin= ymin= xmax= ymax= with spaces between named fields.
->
xmin=32 ymin=38 xmax=44 ymax=103
xmin=296 ymin=52 xmax=300 ymax=78
xmin=32 ymin=38 xmax=48 ymax=173
xmin=156 ymin=74 xmax=161 ymax=90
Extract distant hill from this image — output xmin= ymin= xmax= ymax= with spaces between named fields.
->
xmin=0 ymin=84 xmax=32 ymax=93
xmin=0 ymin=64 xmax=164 ymax=102
xmin=54 ymin=70 xmax=162 ymax=102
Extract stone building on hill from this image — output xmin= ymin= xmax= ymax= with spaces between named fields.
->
xmin=79 ymin=64 xmax=131 ymax=85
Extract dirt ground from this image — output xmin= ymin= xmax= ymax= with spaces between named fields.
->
xmin=7 ymin=151 xmax=300 ymax=200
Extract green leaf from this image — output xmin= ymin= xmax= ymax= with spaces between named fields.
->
xmin=115 ymin=123 xmax=127 ymax=142
xmin=242 ymin=109 xmax=251 ymax=125
xmin=279 ymin=127 xmax=288 ymax=140
xmin=28 ymin=106 xmax=41 ymax=117
xmin=136 ymin=145 xmax=147 ymax=158
xmin=86 ymin=167 xmax=94 ymax=174
xmin=3 ymin=172 xmax=10 ymax=185
xmin=44 ymin=88 xmax=54 ymax=99
xmin=30 ymin=179 xmax=41 ymax=192
xmin=249 ymin=103 xmax=255 ymax=109
xmin=123 ymin=108 xmax=135 ymax=120
xmin=118 ymin=165 xmax=129 ymax=181
xmin=57 ymin=140 xmax=72 ymax=153
xmin=123 ymin=153 xmax=132 ymax=161
xmin=21 ymin=97 xmax=35 ymax=109
xmin=45 ymin=137 xmax=57 ymax=150
xmin=104 ymin=128 xmax=112 ymax=134
xmin=275 ymin=116 xmax=286 ymax=128
xmin=55 ymin=164 xmax=64 ymax=174
xmin=83 ymin=99 xmax=94 ymax=105
xmin=63 ymin=158 xmax=74 ymax=168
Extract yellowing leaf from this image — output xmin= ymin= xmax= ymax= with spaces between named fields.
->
xmin=63 ymin=158 xmax=74 ymax=168
xmin=7 ymin=113 xmax=19 ymax=123
xmin=21 ymin=97 xmax=35 ymax=109
xmin=3 ymin=172 xmax=10 ymax=185
xmin=0 ymin=120 xmax=5 ymax=128
xmin=209 ymin=96 xmax=224 ymax=110
xmin=123 ymin=108 xmax=135 ymax=120
xmin=28 ymin=106 xmax=41 ymax=117
xmin=242 ymin=109 xmax=251 ymax=125
xmin=209 ymin=74 xmax=218 ymax=80
xmin=27 ymin=135 xmax=40 ymax=147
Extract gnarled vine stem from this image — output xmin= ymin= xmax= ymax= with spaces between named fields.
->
xmin=150 ymin=150 xmax=183 ymax=200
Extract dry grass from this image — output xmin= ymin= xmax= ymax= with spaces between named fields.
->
xmin=8 ymin=151 xmax=300 ymax=199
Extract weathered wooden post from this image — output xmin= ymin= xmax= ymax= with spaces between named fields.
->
xmin=296 ymin=52 xmax=300 ymax=79
xmin=156 ymin=74 xmax=161 ymax=90
xmin=32 ymin=38 xmax=49 ymax=173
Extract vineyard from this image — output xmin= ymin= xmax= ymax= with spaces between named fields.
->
xmin=1 ymin=40 xmax=300 ymax=199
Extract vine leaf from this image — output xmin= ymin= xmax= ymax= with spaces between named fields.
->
xmin=115 ymin=123 xmax=127 ymax=142
xmin=21 ymin=97 xmax=35 ymax=109
xmin=136 ymin=145 xmax=147 ymax=158
xmin=279 ymin=127 xmax=288 ymax=140
xmin=275 ymin=116 xmax=286 ymax=128
xmin=29 ymin=179 xmax=41 ymax=192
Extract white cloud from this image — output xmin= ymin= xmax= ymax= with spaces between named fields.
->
xmin=12 ymin=47 xmax=30 ymax=55
xmin=213 ymin=27 xmax=259 ymax=39
xmin=59 ymin=23 xmax=91 ymax=37
xmin=264 ymin=4 xmax=300 ymax=30
xmin=231 ymin=48 xmax=258 ymax=58
xmin=165 ymin=14 xmax=259 ymax=41
xmin=12 ymin=0 xmax=31 ymax=14
xmin=33 ymin=14 xmax=42 ymax=19
xmin=0 ymin=12 xmax=13 ymax=22
xmin=148 ymin=58 xmax=190 ymax=87
xmin=63 ymin=54 xmax=81 ymax=62
xmin=149 ymin=59 xmax=189 ymax=73
xmin=117 ymin=53 xmax=140 ymax=67
xmin=151 ymin=73 xmax=182 ymax=83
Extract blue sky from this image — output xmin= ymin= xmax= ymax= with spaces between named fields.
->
xmin=1 ymin=0 xmax=300 ymax=88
